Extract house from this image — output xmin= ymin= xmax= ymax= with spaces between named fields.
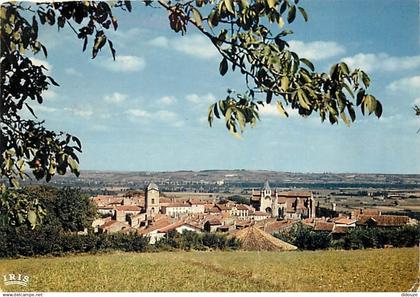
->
xmin=333 ymin=218 xmax=357 ymax=228
xmin=137 ymin=215 xmax=173 ymax=244
xmin=161 ymin=203 xmax=191 ymax=218
xmin=356 ymin=215 xmax=410 ymax=227
xmin=314 ymin=221 xmax=334 ymax=232
xmin=97 ymin=206 xmax=114 ymax=216
xmin=158 ymin=221 xmax=203 ymax=234
xmin=129 ymin=213 xmax=148 ymax=228
xmin=234 ymin=204 xmax=252 ymax=219
xmin=91 ymin=195 xmax=123 ymax=207
xmin=251 ymin=211 xmax=270 ymax=221
xmin=114 ymin=205 xmax=142 ymax=222
xmin=204 ymin=218 xmax=223 ymax=232
xmin=99 ymin=220 xmax=130 ymax=234
xmin=351 ymin=208 xmax=381 ymax=219
xmin=92 ymin=216 xmax=112 ymax=233
xmin=251 ymin=181 xmax=316 ymax=219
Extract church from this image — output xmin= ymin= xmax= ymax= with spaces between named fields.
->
xmin=250 ymin=181 xmax=316 ymax=220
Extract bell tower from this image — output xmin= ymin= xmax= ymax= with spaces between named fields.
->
xmin=145 ymin=182 xmax=160 ymax=216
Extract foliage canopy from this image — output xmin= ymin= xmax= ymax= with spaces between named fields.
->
xmin=0 ymin=1 xmax=383 ymax=225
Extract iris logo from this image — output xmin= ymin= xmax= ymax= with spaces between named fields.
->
xmin=3 ymin=273 xmax=30 ymax=287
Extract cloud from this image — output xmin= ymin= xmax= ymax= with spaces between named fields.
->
xmin=342 ymin=53 xmax=420 ymax=72
xmin=65 ymin=67 xmax=82 ymax=77
xmin=104 ymin=92 xmax=127 ymax=104
xmin=387 ymin=76 xmax=420 ymax=93
xmin=155 ymin=110 xmax=184 ymax=127
xmin=150 ymin=34 xmax=218 ymax=60
xmin=186 ymin=93 xmax=216 ymax=104
xmin=125 ymin=108 xmax=184 ymax=127
xmin=125 ymin=109 xmax=151 ymax=118
xmin=288 ymin=40 xmax=346 ymax=61
xmin=413 ymin=98 xmax=420 ymax=106
xmin=31 ymin=58 xmax=53 ymax=71
xmin=43 ymin=90 xmax=57 ymax=100
xmin=33 ymin=105 xmax=57 ymax=113
xmin=258 ymin=103 xmax=299 ymax=118
xmin=149 ymin=36 xmax=169 ymax=47
xmin=159 ymin=95 xmax=176 ymax=105
xmin=101 ymin=55 xmax=146 ymax=72
xmin=64 ymin=107 xmax=93 ymax=118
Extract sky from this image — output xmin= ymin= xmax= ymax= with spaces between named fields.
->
xmin=26 ymin=0 xmax=420 ymax=174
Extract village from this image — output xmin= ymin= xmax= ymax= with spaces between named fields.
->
xmin=91 ymin=181 xmax=415 ymax=245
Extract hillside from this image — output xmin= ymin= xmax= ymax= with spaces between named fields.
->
xmin=0 ymin=248 xmax=418 ymax=292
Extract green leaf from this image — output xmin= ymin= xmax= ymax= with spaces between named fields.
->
xmin=364 ymin=95 xmax=377 ymax=114
xmin=266 ymin=91 xmax=273 ymax=103
xmin=108 ymin=39 xmax=116 ymax=61
xmin=297 ymin=89 xmax=311 ymax=110
xmin=298 ymin=6 xmax=308 ymax=21
xmin=224 ymin=0 xmax=235 ymax=14
xmin=267 ymin=0 xmax=277 ymax=9
xmin=219 ymin=57 xmax=228 ymax=76
xmin=239 ymin=0 xmax=249 ymax=8
xmin=299 ymin=58 xmax=314 ymax=71
xmin=191 ymin=7 xmax=203 ymax=27
xmin=28 ymin=210 xmax=37 ymax=229
xmin=375 ymin=100 xmax=383 ymax=118
xmin=356 ymin=90 xmax=365 ymax=106
xmin=340 ymin=112 xmax=350 ymax=127
xmin=287 ymin=5 xmax=296 ymax=23
xmin=340 ymin=62 xmax=350 ymax=75
xmin=281 ymin=76 xmax=289 ymax=91
xmin=276 ymin=101 xmax=289 ymax=117
xmin=277 ymin=16 xmax=285 ymax=27
xmin=125 ymin=1 xmax=132 ymax=12
xmin=361 ymin=71 xmax=370 ymax=88
xmin=347 ymin=105 xmax=356 ymax=122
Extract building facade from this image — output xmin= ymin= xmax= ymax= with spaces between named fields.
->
xmin=251 ymin=181 xmax=316 ymax=219
xmin=145 ymin=182 xmax=160 ymax=217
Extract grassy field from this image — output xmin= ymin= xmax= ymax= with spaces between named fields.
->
xmin=0 ymin=247 xmax=418 ymax=292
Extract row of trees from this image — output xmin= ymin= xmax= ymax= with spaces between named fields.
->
xmin=274 ymin=223 xmax=420 ymax=250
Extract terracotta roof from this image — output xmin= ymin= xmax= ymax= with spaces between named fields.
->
xmin=115 ymin=205 xmax=142 ymax=212
xmin=207 ymin=207 xmax=221 ymax=213
xmin=314 ymin=221 xmax=334 ymax=232
xmin=100 ymin=220 xmax=128 ymax=230
xmin=97 ymin=206 xmax=114 ymax=210
xmin=277 ymin=191 xmax=312 ymax=198
xmin=236 ymin=204 xmax=250 ymax=211
xmin=108 ymin=200 xmax=124 ymax=205
xmin=162 ymin=203 xmax=191 ymax=208
xmin=235 ymin=220 xmax=252 ymax=227
xmin=254 ymin=211 xmax=269 ymax=216
xmin=262 ymin=220 xmax=294 ymax=234
xmin=216 ymin=204 xmax=231 ymax=211
xmin=353 ymin=208 xmax=381 ymax=217
xmin=332 ymin=226 xmax=349 ymax=234
xmin=206 ymin=219 xmax=222 ymax=225
xmin=137 ymin=217 xmax=172 ymax=235
xmin=334 ymin=218 xmax=357 ymax=225
xmin=188 ymin=199 xmax=207 ymax=205
xmin=357 ymin=215 xmax=410 ymax=227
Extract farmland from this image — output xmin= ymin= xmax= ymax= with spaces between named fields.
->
xmin=0 ymin=247 xmax=418 ymax=292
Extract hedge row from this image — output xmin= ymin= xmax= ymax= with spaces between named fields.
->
xmin=0 ymin=226 xmax=148 ymax=258
xmin=274 ymin=224 xmax=420 ymax=250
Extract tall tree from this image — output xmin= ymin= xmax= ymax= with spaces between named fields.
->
xmin=0 ymin=1 xmax=382 ymax=226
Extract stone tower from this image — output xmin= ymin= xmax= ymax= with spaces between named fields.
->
xmin=145 ymin=182 xmax=160 ymax=216
xmin=260 ymin=180 xmax=275 ymax=215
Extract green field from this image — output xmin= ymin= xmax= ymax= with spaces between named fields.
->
xmin=0 ymin=247 xmax=418 ymax=292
